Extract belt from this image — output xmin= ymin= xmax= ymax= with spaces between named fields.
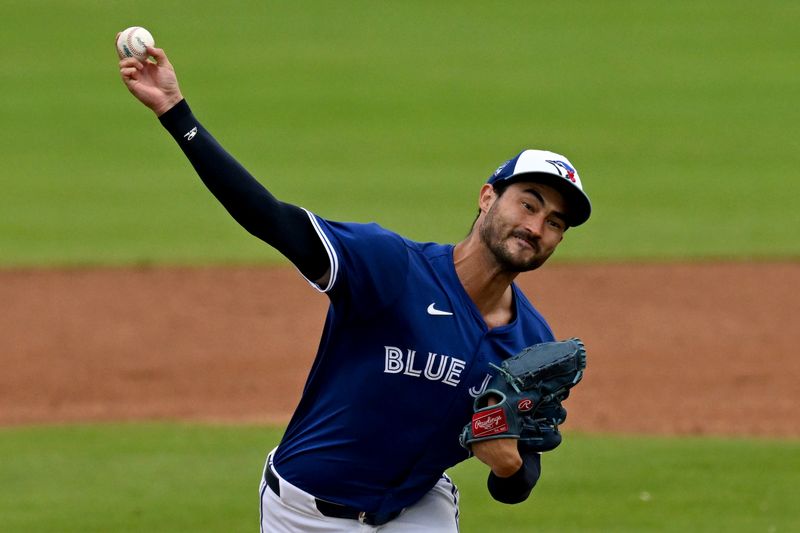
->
xmin=265 ymin=464 xmax=401 ymax=526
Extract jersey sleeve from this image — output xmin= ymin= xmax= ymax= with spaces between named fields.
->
xmin=303 ymin=215 xmax=410 ymax=313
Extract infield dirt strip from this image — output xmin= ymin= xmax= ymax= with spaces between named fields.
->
xmin=2 ymin=262 xmax=798 ymax=437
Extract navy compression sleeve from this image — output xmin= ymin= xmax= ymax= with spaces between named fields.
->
xmin=158 ymin=100 xmax=329 ymax=282
xmin=486 ymin=452 xmax=541 ymax=504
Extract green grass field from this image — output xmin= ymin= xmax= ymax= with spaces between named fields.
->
xmin=1 ymin=0 xmax=798 ymax=266
xmin=1 ymin=425 xmax=797 ymax=532
xmin=2 ymin=1 xmax=798 ymax=531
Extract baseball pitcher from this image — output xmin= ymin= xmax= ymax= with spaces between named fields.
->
xmin=118 ymin=41 xmax=591 ymax=532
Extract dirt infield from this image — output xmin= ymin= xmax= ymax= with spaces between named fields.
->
xmin=2 ymin=262 xmax=798 ymax=437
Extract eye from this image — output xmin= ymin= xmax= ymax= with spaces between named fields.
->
xmin=547 ymin=219 xmax=566 ymax=231
xmin=521 ymin=201 xmax=534 ymax=212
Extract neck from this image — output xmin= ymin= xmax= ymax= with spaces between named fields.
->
xmin=453 ymin=234 xmax=519 ymax=328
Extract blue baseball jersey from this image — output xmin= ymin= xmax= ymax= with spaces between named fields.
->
xmin=273 ymin=214 xmax=555 ymax=517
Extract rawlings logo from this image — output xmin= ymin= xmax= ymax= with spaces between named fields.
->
xmin=517 ymin=398 xmax=534 ymax=412
xmin=472 ymin=407 xmax=508 ymax=437
xmin=545 ymin=160 xmax=577 ymax=183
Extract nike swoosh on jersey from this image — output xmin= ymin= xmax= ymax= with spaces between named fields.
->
xmin=427 ymin=303 xmax=453 ymax=316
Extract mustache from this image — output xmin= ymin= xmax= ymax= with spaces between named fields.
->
xmin=511 ymin=230 xmax=540 ymax=251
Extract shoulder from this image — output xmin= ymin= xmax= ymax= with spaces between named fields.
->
xmin=310 ymin=216 xmax=443 ymax=265
xmin=307 ymin=215 xmax=423 ymax=303
xmin=310 ymin=216 xmax=408 ymax=250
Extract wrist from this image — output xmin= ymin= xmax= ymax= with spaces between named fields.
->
xmin=158 ymin=99 xmax=191 ymax=130
xmin=491 ymin=454 xmax=523 ymax=478
xmin=487 ymin=453 xmax=541 ymax=504
xmin=153 ymin=93 xmax=184 ymax=117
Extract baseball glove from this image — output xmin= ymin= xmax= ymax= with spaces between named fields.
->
xmin=459 ymin=338 xmax=586 ymax=454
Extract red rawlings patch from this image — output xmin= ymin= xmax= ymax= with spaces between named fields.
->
xmin=472 ymin=407 xmax=509 ymax=438
xmin=517 ymin=398 xmax=534 ymax=412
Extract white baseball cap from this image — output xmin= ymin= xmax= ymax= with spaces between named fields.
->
xmin=487 ymin=149 xmax=591 ymax=226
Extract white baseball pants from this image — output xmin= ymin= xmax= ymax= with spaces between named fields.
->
xmin=259 ymin=452 xmax=460 ymax=532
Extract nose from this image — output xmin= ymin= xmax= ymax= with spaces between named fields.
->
xmin=522 ymin=213 xmax=546 ymax=238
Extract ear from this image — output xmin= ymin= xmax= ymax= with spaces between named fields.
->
xmin=478 ymin=184 xmax=497 ymax=214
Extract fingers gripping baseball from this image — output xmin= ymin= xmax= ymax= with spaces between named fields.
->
xmin=117 ymin=38 xmax=183 ymax=116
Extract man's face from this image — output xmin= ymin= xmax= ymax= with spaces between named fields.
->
xmin=478 ymin=181 xmax=568 ymax=272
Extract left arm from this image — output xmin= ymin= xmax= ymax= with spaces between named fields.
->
xmin=471 ymin=427 xmax=540 ymax=504
xmin=486 ymin=451 xmax=541 ymax=504
xmin=471 ymin=436 xmax=522 ymax=477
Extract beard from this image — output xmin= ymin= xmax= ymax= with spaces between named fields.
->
xmin=478 ymin=205 xmax=553 ymax=273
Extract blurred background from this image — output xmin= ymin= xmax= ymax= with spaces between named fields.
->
xmin=1 ymin=1 xmax=798 ymax=531
xmin=2 ymin=0 xmax=797 ymax=266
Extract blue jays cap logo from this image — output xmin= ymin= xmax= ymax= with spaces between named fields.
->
xmin=493 ymin=159 xmax=511 ymax=178
xmin=545 ymin=160 xmax=576 ymax=183
xmin=489 ymin=152 xmax=525 ymax=183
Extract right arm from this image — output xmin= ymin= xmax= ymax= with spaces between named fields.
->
xmin=118 ymin=46 xmax=330 ymax=285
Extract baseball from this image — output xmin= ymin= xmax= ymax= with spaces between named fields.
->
xmin=116 ymin=26 xmax=155 ymax=62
